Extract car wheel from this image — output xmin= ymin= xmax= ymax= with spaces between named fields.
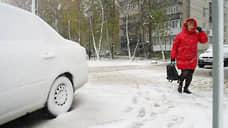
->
xmin=46 ymin=76 xmax=74 ymax=117
xmin=198 ymin=64 xmax=205 ymax=68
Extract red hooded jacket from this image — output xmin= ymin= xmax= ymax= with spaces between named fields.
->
xmin=171 ymin=18 xmax=208 ymax=70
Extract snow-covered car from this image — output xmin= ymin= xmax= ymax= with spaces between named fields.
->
xmin=198 ymin=45 xmax=228 ymax=68
xmin=0 ymin=3 xmax=88 ymax=125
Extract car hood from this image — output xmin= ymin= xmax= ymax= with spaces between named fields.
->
xmin=199 ymin=50 xmax=228 ymax=58
xmin=199 ymin=51 xmax=213 ymax=58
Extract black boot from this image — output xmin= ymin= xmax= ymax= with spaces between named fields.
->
xmin=184 ymin=76 xmax=192 ymax=94
xmin=178 ymin=82 xmax=183 ymax=93
xmin=178 ymin=86 xmax=182 ymax=93
xmin=183 ymin=87 xmax=192 ymax=94
xmin=178 ymin=76 xmax=184 ymax=93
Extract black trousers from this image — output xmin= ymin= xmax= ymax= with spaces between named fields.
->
xmin=179 ymin=69 xmax=195 ymax=89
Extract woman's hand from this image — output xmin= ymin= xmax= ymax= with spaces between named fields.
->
xmin=197 ymin=27 xmax=202 ymax=32
xmin=171 ymin=58 xmax=175 ymax=63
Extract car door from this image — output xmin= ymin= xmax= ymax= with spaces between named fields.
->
xmin=0 ymin=5 xmax=51 ymax=121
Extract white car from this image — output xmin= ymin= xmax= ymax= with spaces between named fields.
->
xmin=0 ymin=3 xmax=88 ymax=125
xmin=198 ymin=45 xmax=228 ymax=68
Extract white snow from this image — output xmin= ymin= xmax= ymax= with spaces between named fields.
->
xmin=3 ymin=60 xmax=228 ymax=128
xmin=85 ymin=62 xmax=228 ymax=128
xmin=88 ymin=59 xmax=162 ymax=67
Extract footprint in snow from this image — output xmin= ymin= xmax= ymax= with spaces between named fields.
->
xmin=167 ymin=122 xmax=175 ymax=128
xmin=154 ymin=103 xmax=160 ymax=107
xmin=131 ymin=121 xmax=144 ymax=128
xmin=167 ymin=116 xmax=184 ymax=128
xmin=150 ymin=112 xmax=157 ymax=117
xmin=132 ymin=96 xmax=138 ymax=104
xmin=124 ymin=106 xmax=133 ymax=113
xmin=137 ymin=107 xmax=146 ymax=118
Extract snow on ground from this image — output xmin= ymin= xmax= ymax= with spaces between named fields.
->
xmin=87 ymin=60 xmax=228 ymax=128
xmin=88 ymin=59 xmax=162 ymax=67
xmin=86 ymin=62 xmax=228 ymax=128
xmin=3 ymin=60 xmax=228 ymax=128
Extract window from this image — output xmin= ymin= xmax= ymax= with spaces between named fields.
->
xmin=166 ymin=8 xmax=170 ymax=15
xmin=167 ymin=6 xmax=178 ymax=15
xmin=173 ymin=7 xmax=177 ymax=14
xmin=203 ymin=23 xmax=206 ymax=29
xmin=146 ymin=32 xmax=150 ymax=42
xmin=203 ymin=8 xmax=207 ymax=17
xmin=166 ymin=6 xmax=177 ymax=15
xmin=171 ymin=20 xmax=178 ymax=28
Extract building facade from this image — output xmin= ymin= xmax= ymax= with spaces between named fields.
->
xmin=119 ymin=0 xmax=228 ymax=55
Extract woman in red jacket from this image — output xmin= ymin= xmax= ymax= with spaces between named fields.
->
xmin=171 ymin=18 xmax=208 ymax=94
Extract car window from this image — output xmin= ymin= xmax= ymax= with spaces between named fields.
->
xmin=0 ymin=5 xmax=44 ymax=41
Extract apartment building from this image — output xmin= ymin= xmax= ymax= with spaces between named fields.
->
xmin=119 ymin=0 xmax=228 ymax=54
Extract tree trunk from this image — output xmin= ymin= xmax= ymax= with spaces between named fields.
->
xmin=68 ymin=20 xmax=71 ymax=40
xmin=148 ymin=0 xmax=153 ymax=56
xmin=54 ymin=10 xmax=59 ymax=32
xmin=78 ymin=1 xmax=81 ymax=44
xmin=105 ymin=0 xmax=112 ymax=59
xmin=158 ymin=35 xmax=165 ymax=61
xmin=110 ymin=0 xmax=116 ymax=59
xmin=90 ymin=16 xmax=100 ymax=60
xmin=130 ymin=39 xmax=139 ymax=61
xmin=98 ymin=0 xmax=104 ymax=55
xmin=126 ymin=14 xmax=131 ymax=59
xmin=126 ymin=0 xmax=131 ymax=59
xmin=139 ymin=0 xmax=146 ymax=57
xmin=78 ymin=18 xmax=81 ymax=44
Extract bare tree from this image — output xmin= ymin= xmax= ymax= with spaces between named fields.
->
xmin=125 ymin=0 xmax=131 ymax=59
xmin=82 ymin=0 xmax=105 ymax=60
xmin=89 ymin=15 xmax=100 ymax=60
xmin=97 ymin=0 xmax=104 ymax=58
xmin=138 ymin=0 xmax=146 ymax=57
xmin=147 ymin=6 xmax=170 ymax=61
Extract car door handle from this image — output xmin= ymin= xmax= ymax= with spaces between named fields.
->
xmin=41 ymin=52 xmax=55 ymax=59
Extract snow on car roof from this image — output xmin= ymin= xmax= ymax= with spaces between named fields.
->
xmin=0 ymin=3 xmax=62 ymax=40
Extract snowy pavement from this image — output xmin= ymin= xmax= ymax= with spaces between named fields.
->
xmin=2 ymin=60 xmax=228 ymax=128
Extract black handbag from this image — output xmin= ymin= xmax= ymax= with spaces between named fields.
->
xmin=166 ymin=63 xmax=179 ymax=83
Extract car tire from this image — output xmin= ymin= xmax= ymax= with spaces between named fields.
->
xmin=46 ymin=76 xmax=74 ymax=117
xmin=198 ymin=64 xmax=205 ymax=68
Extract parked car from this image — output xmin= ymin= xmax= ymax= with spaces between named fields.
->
xmin=0 ymin=3 xmax=88 ymax=125
xmin=198 ymin=45 xmax=228 ymax=68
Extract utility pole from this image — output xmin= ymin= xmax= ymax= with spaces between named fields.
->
xmin=148 ymin=0 xmax=153 ymax=55
xmin=212 ymin=0 xmax=224 ymax=128
xmin=32 ymin=0 xmax=38 ymax=15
